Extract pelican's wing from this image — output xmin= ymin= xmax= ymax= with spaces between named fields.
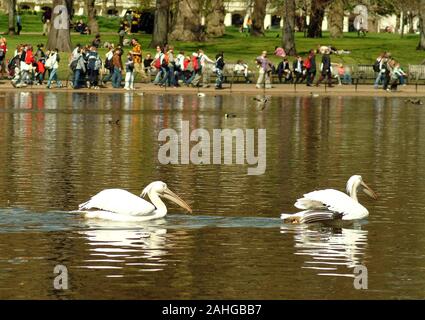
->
xmin=295 ymin=189 xmax=366 ymax=217
xmin=79 ymin=189 xmax=156 ymax=216
xmin=281 ymin=210 xmax=343 ymax=224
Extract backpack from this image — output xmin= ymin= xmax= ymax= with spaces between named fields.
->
xmin=105 ymin=56 xmax=113 ymax=69
xmin=95 ymin=57 xmax=102 ymax=70
xmin=303 ymin=58 xmax=311 ymax=69
xmin=373 ymin=59 xmax=381 ymax=72
xmin=162 ymin=53 xmax=169 ymax=66
xmin=154 ymin=57 xmax=161 ymax=69
xmin=44 ymin=54 xmax=54 ymax=69
xmin=69 ymin=58 xmax=78 ymax=71
xmin=192 ymin=56 xmax=199 ymax=71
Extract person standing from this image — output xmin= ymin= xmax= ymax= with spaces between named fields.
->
xmin=152 ymin=46 xmax=165 ymax=85
xmin=130 ymin=38 xmax=147 ymax=82
xmin=198 ymin=49 xmax=214 ymax=88
xmin=118 ymin=22 xmax=126 ymax=47
xmin=246 ymin=16 xmax=252 ymax=33
xmin=16 ymin=13 xmax=22 ymax=35
xmin=112 ymin=48 xmax=123 ymax=88
xmin=316 ymin=50 xmax=333 ymax=87
xmin=255 ymin=51 xmax=272 ymax=89
xmin=102 ymin=44 xmax=115 ymax=86
xmin=87 ymin=46 xmax=100 ymax=89
xmin=165 ymin=45 xmax=176 ymax=87
xmin=46 ymin=48 xmax=62 ymax=89
xmin=124 ymin=53 xmax=135 ymax=90
xmin=374 ymin=56 xmax=388 ymax=89
xmin=0 ymin=38 xmax=7 ymax=79
xmin=72 ymin=47 xmax=86 ymax=89
xmin=189 ymin=52 xmax=202 ymax=87
xmin=34 ymin=44 xmax=46 ymax=85
xmin=42 ymin=9 xmax=51 ymax=36
xmin=305 ymin=49 xmax=316 ymax=87
xmin=215 ymin=52 xmax=225 ymax=90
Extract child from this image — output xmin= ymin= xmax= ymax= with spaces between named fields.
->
xmin=124 ymin=53 xmax=134 ymax=90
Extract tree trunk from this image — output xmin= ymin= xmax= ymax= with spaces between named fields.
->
xmin=251 ymin=0 xmax=267 ymax=36
xmin=395 ymin=12 xmax=400 ymax=34
xmin=8 ymin=0 xmax=16 ymax=35
xmin=329 ymin=0 xmax=344 ymax=38
xmin=408 ymin=12 xmax=414 ymax=33
xmin=101 ymin=0 xmax=108 ymax=16
xmin=206 ymin=0 xmax=225 ymax=37
xmin=150 ymin=0 xmax=169 ymax=48
xmin=417 ymin=1 xmax=425 ymax=50
xmin=47 ymin=0 xmax=73 ymax=52
xmin=169 ymin=0 xmax=204 ymax=41
xmin=282 ymin=0 xmax=296 ymax=55
xmin=307 ymin=0 xmax=331 ymax=38
xmin=400 ymin=10 xmax=405 ymax=38
xmin=86 ymin=0 xmax=99 ymax=35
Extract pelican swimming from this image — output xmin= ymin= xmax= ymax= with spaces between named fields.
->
xmin=77 ymin=181 xmax=192 ymax=222
xmin=281 ymin=175 xmax=377 ymax=224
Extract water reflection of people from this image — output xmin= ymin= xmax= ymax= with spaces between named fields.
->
xmin=281 ymin=223 xmax=368 ymax=277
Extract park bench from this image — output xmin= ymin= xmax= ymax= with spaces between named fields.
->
xmin=408 ymin=64 xmax=425 ymax=85
xmin=352 ymin=64 xmax=376 ymax=84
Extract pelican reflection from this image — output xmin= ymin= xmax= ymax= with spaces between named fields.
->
xmin=281 ymin=223 xmax=368 ymax=278
xmin=78 ymin=219 xmax=169 ymax=273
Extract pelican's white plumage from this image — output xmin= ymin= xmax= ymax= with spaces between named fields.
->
xmin=281 ymin=175 xmax=377 ymax=224
xmin=77 ymin=181 xmax=192 ymax=221
xmin=79 ymin=189 xmax=156 ymax=216
xmin=295 ymin=189 xmax=368 ymax=220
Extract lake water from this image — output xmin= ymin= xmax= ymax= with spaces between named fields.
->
xmin=0 ymin=91 xmax=424 ymax=299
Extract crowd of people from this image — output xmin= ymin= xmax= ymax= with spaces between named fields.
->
xmin=0 ymin=34 xmax=408 ymax=92
xmin=254 ymin=45 xmax=406 ymax=91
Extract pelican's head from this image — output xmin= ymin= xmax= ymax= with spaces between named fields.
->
xmin=346 ymin=175 xmax=378 ymax=200
xmin=141 ymin=181 xmax=192 ymax=213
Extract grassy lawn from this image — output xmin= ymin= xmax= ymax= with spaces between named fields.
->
xmin=1 ymin=12 xmax=424 ymax=80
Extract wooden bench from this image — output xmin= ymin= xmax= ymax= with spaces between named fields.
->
xmin=408 ymin=64 xmax=425 ymax=84
xmin=353 ymin=64 xmax=376 ymax=84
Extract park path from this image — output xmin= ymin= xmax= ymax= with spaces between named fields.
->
xmin=0 ymin=82 xmax=424 ymax=97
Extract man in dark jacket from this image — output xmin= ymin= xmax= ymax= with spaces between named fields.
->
xmin=316 ymin=50 xmax=333 ymax=87
xmin=306 ymin=49 xmax=316 ymax=86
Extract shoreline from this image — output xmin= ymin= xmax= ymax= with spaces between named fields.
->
xmin=1 ymin=82 xmax=425 ymax=97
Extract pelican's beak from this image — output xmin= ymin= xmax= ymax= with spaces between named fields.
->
xmin=161 ymin=188 xmax=193 ymax=213
xmin=361 ymin=181 xmax=378 ymax=200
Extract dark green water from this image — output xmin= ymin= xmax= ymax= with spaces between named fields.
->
xmin=0 ymin=91 xmax=424 ymax=299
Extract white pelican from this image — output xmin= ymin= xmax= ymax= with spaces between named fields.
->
xmin=78 ymin=181 xmax=192 ymax=222
xmin=281 ymin=175 xmax=377 ymax=224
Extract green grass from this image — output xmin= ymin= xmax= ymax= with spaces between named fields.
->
xmin=1 ymin=12 xmax=424 ymax=80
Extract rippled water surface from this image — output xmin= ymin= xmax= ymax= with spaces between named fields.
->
xmin=0 ymin=91 xmax=424 ymax=299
